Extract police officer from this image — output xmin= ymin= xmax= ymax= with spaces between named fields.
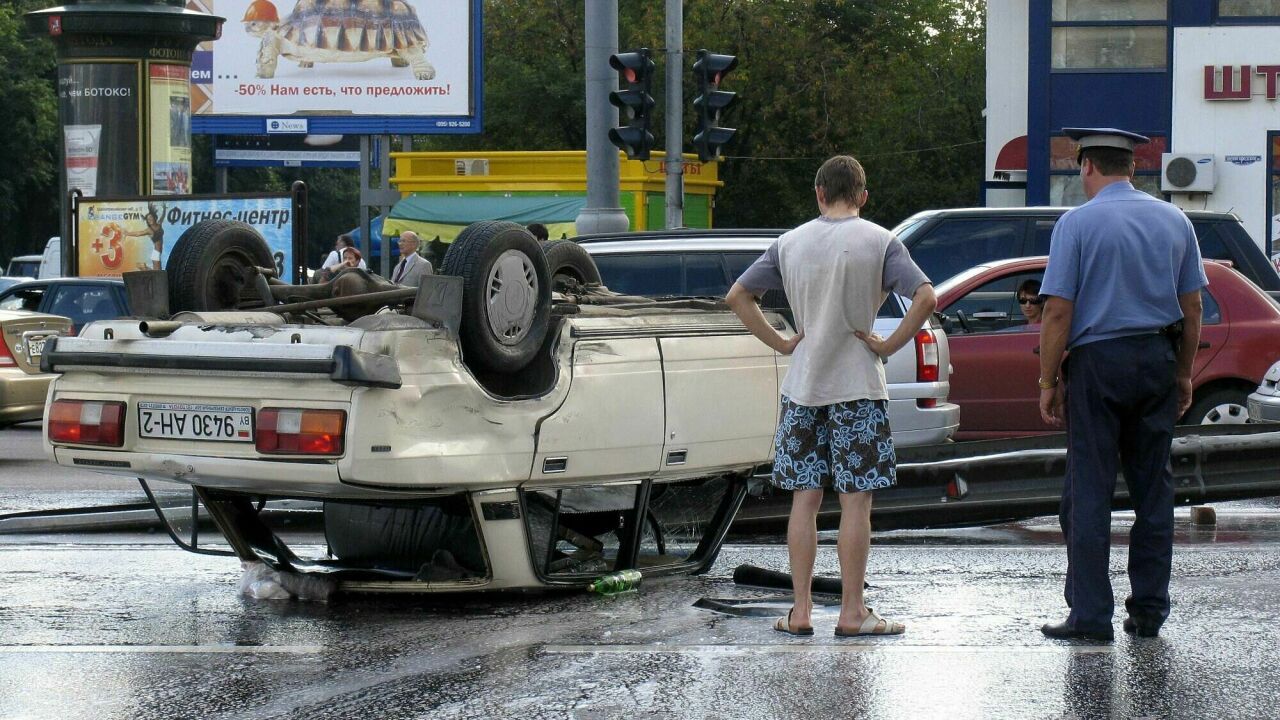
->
xmin=1037 ymin=127 xmax=1207 ymax=642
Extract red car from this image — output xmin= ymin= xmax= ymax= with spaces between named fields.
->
xmin=936 ymin=258 xmax=1280 ymax=440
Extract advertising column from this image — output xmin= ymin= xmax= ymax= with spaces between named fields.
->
xmin=25 ymin=0 xmax=221 ymax=275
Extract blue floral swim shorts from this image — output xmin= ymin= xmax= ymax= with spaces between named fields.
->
xmin=771 ymin=396 xmax=897 ymax=493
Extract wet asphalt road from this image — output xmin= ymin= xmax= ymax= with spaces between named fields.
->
xmin=3 ymin=426 xmax=1280 ymax=718
xmin=2 ymin=510 xmax=1279 ymax=720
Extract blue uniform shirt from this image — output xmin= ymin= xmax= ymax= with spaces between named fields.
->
xmin=1040 ymin=181 xmax=1208 ymax=349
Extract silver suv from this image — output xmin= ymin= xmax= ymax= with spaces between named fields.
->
xmin=574 ymin=229 xmax=959 ymax=446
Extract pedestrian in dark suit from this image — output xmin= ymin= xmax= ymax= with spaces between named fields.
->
xmin=1037 ymin=128 xmax=1207 ymax=642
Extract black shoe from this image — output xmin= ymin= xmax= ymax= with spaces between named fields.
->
xmin=1041 ymin=620 xmax=1114 ymax=641
xmin=1122 ymin=617 xmax=1160 ymax=637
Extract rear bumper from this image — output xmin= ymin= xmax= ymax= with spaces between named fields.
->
xmin=1247 ymin=392 xmax=1280 ymax=423
xmin=0 ymin=371 xmax=53 ymax=424
xmin=50 ymin=447 xmax=390 ymax=500
xmin=888 ymin=398 xmax=960 ymax=446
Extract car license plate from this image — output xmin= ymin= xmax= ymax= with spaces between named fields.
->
xmin=27 ymin=338 xmax=47 ymax=357
xmin=138 ymin=402 xmax=254 ymax=443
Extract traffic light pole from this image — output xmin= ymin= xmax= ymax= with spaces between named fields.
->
xmin=664 ymin=0 xmax=683 ymax=229
xmin=576 ymin=0 xmax=629 ymax=235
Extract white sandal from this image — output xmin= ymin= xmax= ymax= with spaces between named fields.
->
xmin=835 ymin=608 xmax=906 ymax=637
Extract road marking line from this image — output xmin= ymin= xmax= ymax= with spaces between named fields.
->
xmin=0 ymin=645 xmax=322 ymax=654
xmin=544 ymin=644 xmax=1114 ymax=655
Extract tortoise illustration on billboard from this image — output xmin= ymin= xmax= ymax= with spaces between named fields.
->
xmin=242 ymin=0 xmax=436 ymax=80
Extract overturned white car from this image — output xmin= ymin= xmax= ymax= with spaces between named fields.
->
xmin=43 ymin=220 xmax=799 ymax=593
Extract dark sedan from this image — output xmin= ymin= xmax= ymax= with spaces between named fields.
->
xmin=0 ymin=279 xmax=129 ymax=335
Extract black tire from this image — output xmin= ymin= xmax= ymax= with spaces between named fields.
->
xmin=167 ymin=220 xmax=274 ymax=312
xmin=541 ymin=239 xmax=602 ymax=288
xmin=440 ymin=221 xmax=551 ymax=374
xmin=1181 ymin=388 xmax=1251 ymax=425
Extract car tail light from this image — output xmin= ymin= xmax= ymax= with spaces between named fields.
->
xmin=48 ymin=399 xmax=125 ymax=446
xmin=0 ymin=339 xmax=15 ymax=367
xmin=256 ymin=408 xmax=346 ymax=456
xmin=915 ymin=329 xmax=939 ymax=382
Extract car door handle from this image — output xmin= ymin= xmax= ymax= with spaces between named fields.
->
xmin=1198 ymin=341 xmax=1211 ymax=349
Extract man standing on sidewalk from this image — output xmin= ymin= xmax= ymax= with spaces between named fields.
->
xmin=726 ymin=155 xmax=935 ymax=637
xmin=1037 ymin=128 xmax=1206 ymax=642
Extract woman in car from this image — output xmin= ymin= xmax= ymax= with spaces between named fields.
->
xmin=1018 ymin=278 xmax=1044 ymax=326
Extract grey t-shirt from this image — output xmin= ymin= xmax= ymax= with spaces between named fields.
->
xmin=737 ymin=216 xmax=929 ymax=406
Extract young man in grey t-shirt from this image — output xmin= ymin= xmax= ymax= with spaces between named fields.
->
xmin=727 ymin=155 xmax=935 ymax=638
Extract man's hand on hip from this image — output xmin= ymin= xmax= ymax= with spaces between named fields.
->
xmin=854 ymin=330 xmax=891 ymax=358
xmin=779 ymin=331 xmax=804 ymax=355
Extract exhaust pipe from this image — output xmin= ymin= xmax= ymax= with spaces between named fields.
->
xmin=139 ymin=320 xmax=182 ymax=338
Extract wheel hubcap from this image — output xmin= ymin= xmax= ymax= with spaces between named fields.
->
xmin=210 ymin=250 xmax=255 ymax=308
xmin=1200 ymin=402 xmax=1250 ymax=425
xmin=485 ymin=250 xmax=538 ymax=345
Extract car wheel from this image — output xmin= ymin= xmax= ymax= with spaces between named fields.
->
xmin=167 ymin=220 xmax=274 ymax=313
xmin=440 ymin=221 xmax=551 ymax=374
xmin=1182 ymin=388 xmax=1252 ymax=425
xmin=541 ymin=239 xmax=602 ymax=290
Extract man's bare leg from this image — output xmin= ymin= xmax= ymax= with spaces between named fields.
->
xmin=836 ymin=490 xmax=873 ymax=628
xmin=787 ymin=488 xmax=824 ymax=628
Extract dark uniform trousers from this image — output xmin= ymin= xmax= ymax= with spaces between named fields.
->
xmin=1061 ymin=333 xmax=1178 ymax=632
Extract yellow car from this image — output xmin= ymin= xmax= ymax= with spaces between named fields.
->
xmin=0 ymin=310 xmax=71 ymax=428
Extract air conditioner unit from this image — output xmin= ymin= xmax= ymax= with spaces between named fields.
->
xmin=1161 ymin=153 xmax=1215 ymax=193
xmin=454 ymin=159 xmax=489 ymax=176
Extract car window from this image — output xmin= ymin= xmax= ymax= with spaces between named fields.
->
xmin=942 ymin=270 xmax=1044 ymax=335
xmin=593 ymin=247 xmax=902 ymax=318
xmin=685 ymin=254 xmax=729 ymax=296
xmin=48 ymin=286 xmax=120 ymax=327
xmin=1202 ymin=287 xmax=1221 ymax=325
xmin=7 ymin=260 xmax=39 ymax=277
xmin=906 ymin=219 xmax=1026 ymax=284
xmin=0 ymin=287 xmax=44 ymax=312
xmin=1029 ymin=219 xmax=1057 ymax=256
xmin=891 ymin=216 xmax=929 ymax=242
xmin=593 ymin=254 xmax=682 ymax=296
xmin=724 ymin=252 xmax=762 ymax=282
xmin=1192 ymin=222 xmax=1230 ymax=261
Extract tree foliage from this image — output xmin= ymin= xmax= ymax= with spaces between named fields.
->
xmin=0 ymin=0 xmax=59 ymax=259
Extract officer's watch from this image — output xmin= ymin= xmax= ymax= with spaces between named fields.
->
xmin=1038 ymin=377 xmax=1059 ymax=390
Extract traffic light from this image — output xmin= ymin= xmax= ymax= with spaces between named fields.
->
xmin=608 ymin=48 xmax=656 ymax=160
xmin=692 ymin=49 xmax=738 ymax=163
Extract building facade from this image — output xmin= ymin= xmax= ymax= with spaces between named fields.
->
xmin=986 ymin=0 xmax=1280 ymax=259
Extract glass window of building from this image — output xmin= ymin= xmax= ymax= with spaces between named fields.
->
xmin=1270 ymin=135 xmax=1280 ymax=253
xmin=1220 ymin=0 xmax=1280 ymax=17
xmin=1048 ymin=135 xmax=1166 ymax=205
xmin=1051 ymin=1 xmax=1168 ymax=69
